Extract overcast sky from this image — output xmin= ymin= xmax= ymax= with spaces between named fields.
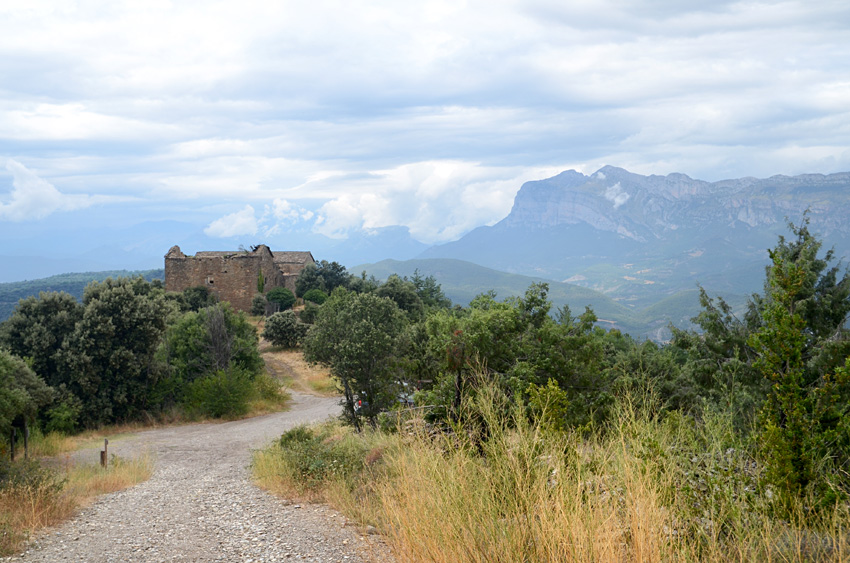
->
xmin=1 ymin=0 xmax=849 ymax=245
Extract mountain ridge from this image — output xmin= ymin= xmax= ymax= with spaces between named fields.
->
xmin=420 ymin=166 xmax=850 ymax=307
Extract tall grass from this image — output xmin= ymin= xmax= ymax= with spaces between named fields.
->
xmin=0 ymin=453 xmax=153 ymax=556
xmin=256 ymin=382 xmax=850 ymax=562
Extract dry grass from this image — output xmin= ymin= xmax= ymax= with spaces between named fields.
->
xmin=62 ymin=452 xmax=154 ymax=500
xmin=262 ymin=348 xmax=337 ymax=396
xmin=0 ymin=452 xmax=153 ymax=556
xmin=377 ymin=397 xmax=850 ymax=563
xmin=255 ymin=384 xmax=850 ymax=562
xmin=26 ymin=423 xmax=155 ymax=458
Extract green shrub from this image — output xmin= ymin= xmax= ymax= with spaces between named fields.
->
xmin=182 ymin=368 xmax=254 ymax=418
xmin=251 ymin=294 xmax=267 ymax=316
xmin=299 ymin=302 xmax=320 ymax=325
xmin=252 ymin=373 xmax=288 ymax=404
xmin=302 ymin=289 xmax=328 ymax=305
xmin=0 ymin=457 xmax=63 ymax=494
xmin=44 ymin=390 xmax=82 ymax=435
xmin=266 ymin=287 xmax=296 ymax=311
xmin=262 ymin=311 xmax=307 ymax=348
xmin=273 ymin=424 xmax=369 ymax=489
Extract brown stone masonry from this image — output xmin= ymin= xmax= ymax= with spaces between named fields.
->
xmin=164 ymin=245 xmax=313 ymax=312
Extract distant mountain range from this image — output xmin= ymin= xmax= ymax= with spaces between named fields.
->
xmin=419 ymin=166 xmax=850 ymax=309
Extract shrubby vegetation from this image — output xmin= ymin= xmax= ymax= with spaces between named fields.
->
xmin=301 ymin=288 xmax=327 ymax=305
xmin=265 ymin=287 xmax=296 ymax=311
xmin=255 ymin=219 xmax=850 ymax=560
xmin=0 ymin=275 xmax=281 ymax=433
xmin=262 ymin=310 xmax=308 ymax=348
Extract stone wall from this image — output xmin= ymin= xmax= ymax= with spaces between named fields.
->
xmin=165 ymin=245 xmax=287 ymax=312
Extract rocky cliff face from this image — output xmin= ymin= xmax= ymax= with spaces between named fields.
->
xmin=501 ymin=165 xmax=850 ymax=242
xmin=421 ymin=166 xmax=850 ymax=312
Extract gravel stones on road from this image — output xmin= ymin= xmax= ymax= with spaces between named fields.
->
xmin=6 ymin=392 xmax=394 ymax=563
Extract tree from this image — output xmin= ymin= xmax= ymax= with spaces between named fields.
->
xmin=376 ymin=275 xmax=425 ymax=320
xmin=303 ymin=288 xmax=405 ymax=430
xmin=178 ymin=286 xmax=218 ymax=312
xmin=748 ymin=239 xmax=850 ymax=502
xmin=266 ymin=287 xmax=296 ymax=311
xmin=295 ymin=261 xmax=351 ymax=296
xmin=263 ymin=310 xmax=307 ymax=348
xmin=251 ymin=294 xmax=267 ymax=316
xmin=671 ymin=218 xmax=850 ymax=423
xmin=0 ymin=291 xmax=82 ymax=388
xmin=0 ymin=350 xmax=53 ymax=441
xmin=159 ymin=303 xmax=263 ymax=406
xmin=302 ymin=288 xmax=328 ymax=305
xmin=60 ymin=277 xmax=175 ymax=427
xmin=670 ymin=288 xmax=763 ymax=422
xmin=410 ymin=269 xmax=451 ymax=308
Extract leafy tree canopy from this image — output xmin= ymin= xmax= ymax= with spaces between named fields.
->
xmin=375 ymin=275 xmax=425 ymax=321
xmin=60 ymin=277 xmax=175 ymax=427
xmin=0 ymin=350 xmax=53 ymax=437
xmin=266 ymin=287 xmax=296 ymax=311
xmin=303 ymin=288 xmax=405 ymax=430
xmin=0 ymin=291 xmax=82 ymax=388
xmin=263 ymin=310 xmax=307 ymax=348
xmin=295 ymin=260 xmax=351 ymax=296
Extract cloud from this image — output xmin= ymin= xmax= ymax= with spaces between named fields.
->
xmin=260 ymin=198 xmax=315 ymax=236
xmin=1 ymin=0 xmax=850 ymax=257
xmin=269 ymin=198 xmax=314 ymax=222
xmin=604 ymin=182 xmax=630 ymax=208
xmin=0 ymin=159 xmax=96 ymax=221
xmin=311 ymin=160 xmax=555 ymax=243
xmin=204 ymin=205 xmax=259 ymax=238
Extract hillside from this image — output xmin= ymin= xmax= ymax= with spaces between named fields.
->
xmin=0 ymin=269 xmax=165 ymax=322
xmin=356 ymin=258 xmax=746 ymax=339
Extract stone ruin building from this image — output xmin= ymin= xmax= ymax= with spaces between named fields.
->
xmin=164 ymin=245 xmax=315 ymax=312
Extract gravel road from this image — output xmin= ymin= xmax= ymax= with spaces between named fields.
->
xmin=7 ymin=392 xmax=395 ymax=562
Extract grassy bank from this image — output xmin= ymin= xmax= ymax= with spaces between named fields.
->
xmin=254 ymin=388 xmax=850 ymax=562
xmin=0 ymin=453 xmax=153 ymax=556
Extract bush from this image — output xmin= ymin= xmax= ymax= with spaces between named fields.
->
xmin=0 ymin=458 xmax=63 ymax=494
xmin=299 ymin=302 xmax=320 ymax=325
xmin=251 ymin=294 xmax=267 ymax=316
xmin=182 ymin=368 xmax=254 ymax=419
xmin=302 ymin=289 xmax=328 ymax=305
xmin=266 ymin=287 xmax=296 ymax=311
xmin=272 ymin=424 xmax=368 ymax=489
xmin=263 ymin=311 xmax=308 ymax=348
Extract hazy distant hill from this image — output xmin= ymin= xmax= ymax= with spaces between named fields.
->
xmin=0 ymin=269 xmax=165 ymax=322
xmin=420 ymin=166 xmax=850 ymax=308
xmin=356 ymin=258 xmax=747 ymax=339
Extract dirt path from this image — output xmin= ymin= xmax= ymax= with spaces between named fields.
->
xmin=7 ymin=392 xmax=394 ymax=562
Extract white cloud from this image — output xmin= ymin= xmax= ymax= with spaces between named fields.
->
xmin=311 ymin=160 xmax=552 ymax=243
xmin=604 ymin=182 xmax=630 ymax=208
xmin=269 ymin=198 xmax=314 ymax=222
xmin=204 ymin=205 xmax=258 ymax=237
xmin=259 ymin=198 xmax=315 ymax=236
xmin=1 ymin=0 xmax=849 ymax=254
xmin=0 ymin=159 xmax=97 ymax=221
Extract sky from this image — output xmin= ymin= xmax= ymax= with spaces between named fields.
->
xmin=1 ymin=0 xmax=850 ymax=256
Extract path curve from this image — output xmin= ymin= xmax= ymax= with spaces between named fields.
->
xmin=8 ymin=392 xmax=394 ymax=562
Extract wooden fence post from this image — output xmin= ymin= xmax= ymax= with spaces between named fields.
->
xmin=100 ymin=438 xmax=109 ymax=468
